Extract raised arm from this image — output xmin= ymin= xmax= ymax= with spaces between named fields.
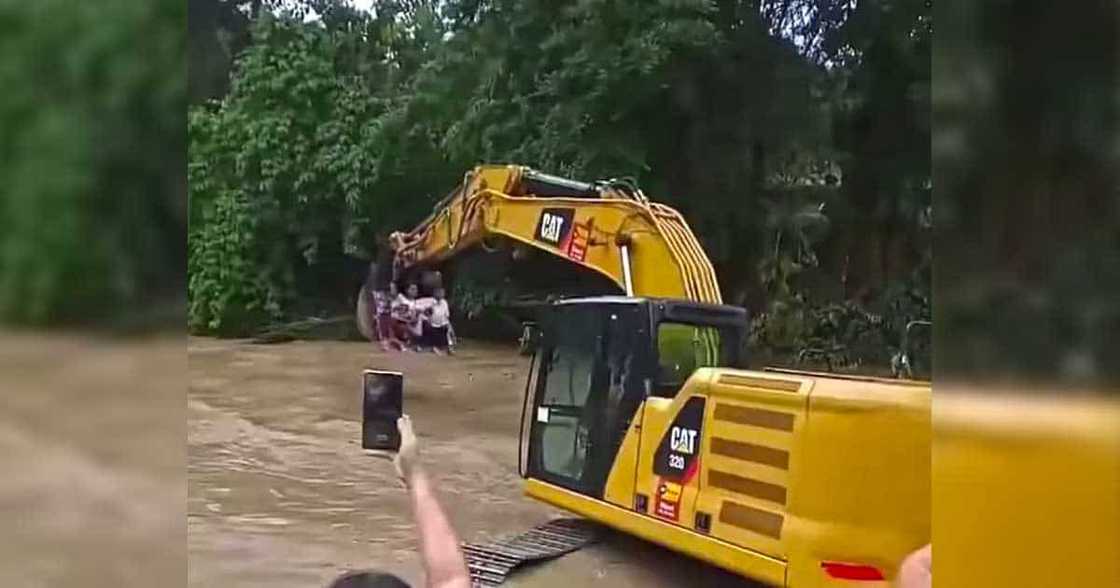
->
xmin=392 ymin=416 xmax=471 ymax=588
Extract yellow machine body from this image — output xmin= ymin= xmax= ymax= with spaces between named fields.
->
xmin=527 ymin=368 xmax=929 ymax=587
xmin=934 ymin=391 xmax=1120 ymax=588
xmin=386 ymin=164 xmax=931 ymax=587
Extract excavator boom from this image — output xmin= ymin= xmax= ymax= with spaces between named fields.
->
xmin=389 ymin=164 xmax=722 ymax=304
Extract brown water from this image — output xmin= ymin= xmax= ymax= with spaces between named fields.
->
xmin=188 ymin=337 xmax=760 ymax=587
xmin=0 ymin=333 xmax=185 ymax=587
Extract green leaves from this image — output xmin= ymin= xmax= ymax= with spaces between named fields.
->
xmin=0 ymin=0 xmax=185 ymax=325
xmin=190 ymin=15 xmax=373 ymax=332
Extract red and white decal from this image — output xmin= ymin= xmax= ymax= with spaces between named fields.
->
xmin=565 ymin=219 xmax=591 ymax=262
xmin=653 ymin=479 xmax=682 ymax=521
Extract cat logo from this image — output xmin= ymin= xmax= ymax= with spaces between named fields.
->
xmin=534 ymin=208 xmax=575 ymax=246
xmin=654 ymin=397 xmax=705 ymax=481
xmin=540 ymin=212 xmax=566 ymax=242
xmin=670 ymin=426 xmax=698 ymax=455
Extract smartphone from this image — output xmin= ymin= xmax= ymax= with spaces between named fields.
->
xmin=362 ymin=370 xmax=403 ymax=451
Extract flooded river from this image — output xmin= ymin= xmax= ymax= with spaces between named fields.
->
xmin=188 ymin=337 xmax=759 ymax=587
xmin=1 ymin=333 xmax=185 ymax=587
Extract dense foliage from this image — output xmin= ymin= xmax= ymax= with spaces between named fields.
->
xmin=189 ymin=0 xmax=931 ymax=368
xmin=0 ymin=0 xmax=185 ymax=325
xmin=934 ymin=0 xmax=1119 ymax=385
xmin=189 ymin=18 xmax=386 ymax=332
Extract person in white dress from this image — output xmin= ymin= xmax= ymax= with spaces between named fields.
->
xmin=418 ymin=287 xmax=453 ymax=354
xmin=390 ymin=283 xmax=421 ymax=351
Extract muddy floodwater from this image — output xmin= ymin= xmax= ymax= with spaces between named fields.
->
xmin=189 ymin=337 xmax=760 ymax=587
xmin=1 ymin=334 xmax=184 ymax=587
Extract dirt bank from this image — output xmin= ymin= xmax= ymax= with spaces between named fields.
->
xmin=188 ymin=337 xmax=759 ymax=587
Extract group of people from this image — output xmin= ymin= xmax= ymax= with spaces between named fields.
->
xmin=371 ymin=282 xmax=454 ymax=354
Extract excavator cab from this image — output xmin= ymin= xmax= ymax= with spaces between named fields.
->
xmin=522 ymin=296 xmax=747 ymax=499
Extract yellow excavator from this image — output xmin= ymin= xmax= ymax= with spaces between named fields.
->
xmin=371 ymin=164 xmax=929 ymax=587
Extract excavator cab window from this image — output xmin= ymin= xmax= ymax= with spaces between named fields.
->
xmin=527 ymin=298 xmax=744 ymax=497
xmin=655 ymin=323 xmax=723 ymax=392
xmin=536 ymin=310 xmax=601 ymax=482
xmin=653 ymin=321 xmax=741 ymax=397
xmin=527 ymin=301 xmax=650 ymax=498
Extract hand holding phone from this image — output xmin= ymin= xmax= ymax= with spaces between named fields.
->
xmin=362 ymin=370 xmax=403 ymax=451
xmin=366 ymin=415 xmax=421 ymax=486
xmin=390 ymin=415 xmax=420 ymax=483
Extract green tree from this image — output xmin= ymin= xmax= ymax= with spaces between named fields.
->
xmin=0 ymin=0 xmax=186 ymax=325
xmin=188 ymin=0 xmax=933 ymax=362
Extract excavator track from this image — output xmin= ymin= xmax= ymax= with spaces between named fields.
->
xmin=462 ymin=517 xmax=600 ymax=587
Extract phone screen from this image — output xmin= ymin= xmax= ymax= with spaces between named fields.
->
xmin=362 ymin=370 xmax=403 ymax=450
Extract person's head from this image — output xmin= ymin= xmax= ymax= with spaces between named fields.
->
xmin=433 ymin=286 xmax=445 ymax=300
xmin=326 ymin=571 xmax=409 ymax=588
xmin=405 ymin=283 xmax=418 ymax=298
xmin=388 ymin=282 xmax=398 ymax=296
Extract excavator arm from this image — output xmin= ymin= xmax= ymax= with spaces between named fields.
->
xmin=388 ymin=165 xmax=722 ymax=304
